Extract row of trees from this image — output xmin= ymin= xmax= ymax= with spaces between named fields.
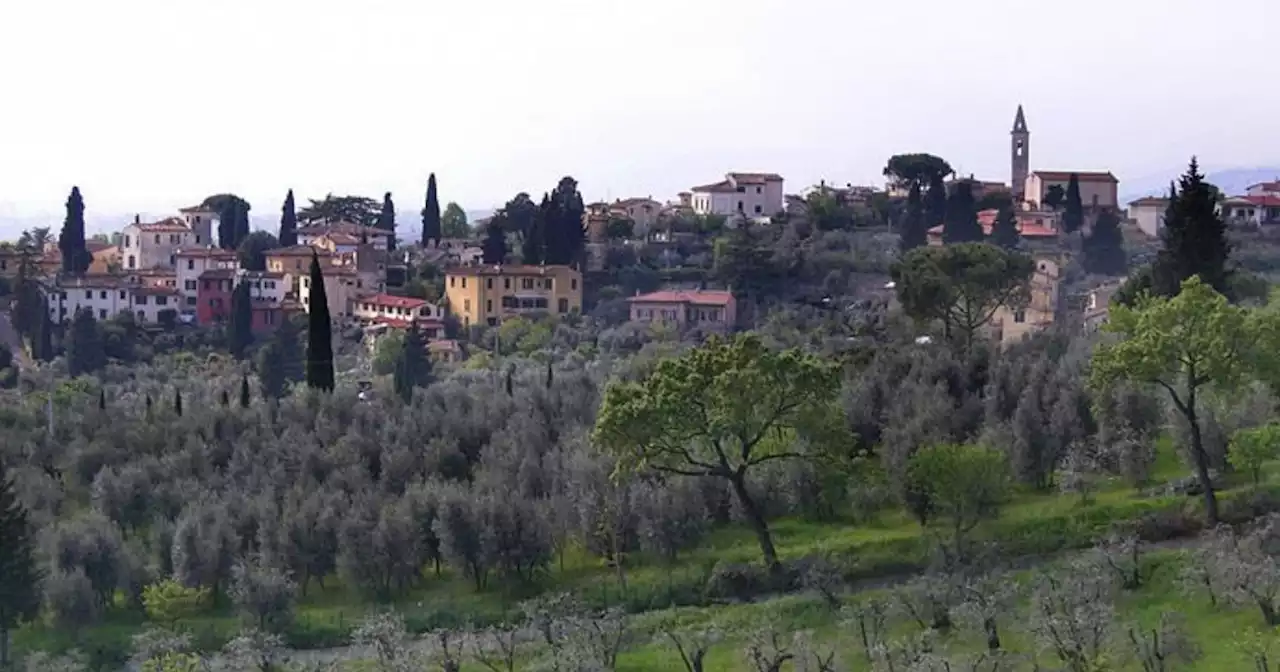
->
xmin=482 ymin=178 xmax=588 ymax=268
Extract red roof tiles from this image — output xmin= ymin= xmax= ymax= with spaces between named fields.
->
xmin=1031 ymin=171 xmax=1118 ymax=183
xmin=628 ymin=290 xmax=735 ymax=307
xmin=361 ymin=293 xmax=430 ymax=310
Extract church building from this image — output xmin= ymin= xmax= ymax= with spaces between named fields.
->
xmin=1010 ymin=105 xmax=1120 ymax=210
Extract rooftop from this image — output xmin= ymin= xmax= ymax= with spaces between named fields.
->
xmin=134 ymin=286 xmax=180 ymax=297
xmin=446 ymin=263 xmax=579 ymax=277
xmin=268 ymin=244 xmax=329 ymax=257
xmin=359 ymin=293 xmax=431 ymax=310
xmin=1129 ymin=196 xmax=1171 ymax=207
xmin=199 ymin=268 xmax=238 ymax=280
xmin=629 ymin=290 xmax=735 ymax=307
xmin=176 ymin=247 xmax=237 ymax=258
xmin=728 ymin=172 xmax=784 ymax=185
xmin=133 ymin=217 xmax=192 ymax=233
xmin=1031 ymin=170 xmax=1119 ymax=183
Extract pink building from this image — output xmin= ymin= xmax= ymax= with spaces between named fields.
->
xmin=628 ymin=290 xmax=737 ymax=332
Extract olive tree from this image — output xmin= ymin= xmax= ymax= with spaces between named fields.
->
xmin=594 ymin=334 xmax=846 ymax=572
xmin=905 ymin=443 xmax=1011 ymax=561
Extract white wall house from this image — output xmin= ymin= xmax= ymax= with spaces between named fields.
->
xmin=241 ymin=270 xmax=288 ymax=304
xmin=121 ymin=218 xmax=202 ymax=270
xmin=688 ymin=172 xmax=784 ymax=218
xmin=47 ymin=277 xmax=132 ymax=322
xmin=177 ymin=205 xmax=216 ymax=246
xmin=175 ymin=248 xmax=238 ymax=315
xmin=1128 ymin=197 xmax=1169 ymax=238
xmin=351 ymin=293 xmax=444 ymax=326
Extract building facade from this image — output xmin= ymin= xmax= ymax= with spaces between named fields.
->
xmin=688 ymin=172 xmax=785 ymax=218
xmin=299 ymin=266 xmax=362 ymax=320
xmin=627 ymin=290 xmax=736 ymax=331
xmin=444 ymin=264 xmax=582 ymax=327
xmin=47 ymin=276 xmax=132 ymax=322
xmin=195 ymin=269 xmax=237 ymax=325
xmin=1024 ymin=171 xmax=1119 ymax=210
xmin=1128 ymin=197 xmax=1170 ymax=237
xmin=990 ymin=255 xmax=1062 ymax=346
xmin=121 ymin=217 xmax=203 ymax=270
xmin=1011 ymin=105 xmax=1030 ymax=205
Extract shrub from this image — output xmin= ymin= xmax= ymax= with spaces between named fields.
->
xmin=704 ymin=562 xmax=772 ymax=602
xmin=142 ymin=579 xmax=209 ymax=626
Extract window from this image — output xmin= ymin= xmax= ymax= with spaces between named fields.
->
xmin=85 ymin=290 xmax=91 ymax=299
xmin=154 ymin=235 xmax=161 ymax=244
xmin=135 ymin=295 xmax=147 ymax=305
xmin=185 ymin=280 xmax=197 ymax=291
xmin=464 ymin=299 xmax=471 ymax=312
xmin=169 ymin=255 xmax=176 ymax=266
xmin=756 ymin=187 xmax=762 ymax=194
xmin=124 ymin=235 xmax=131 ymax=247
xmin=187 ymin=259 xmax=195 ymax=270
xmin=170 ymin=234 xmax=180 ymax=244
xmin=504 ymin=278 xmax=511 ymax=289
xmin=137 ymin=311 xmax=145 ymax=321
xmin=736 ymin=186 xmax=745 ymax=193
xmin=449 ymin=277 xmax=455 ymax=288
xmin=1013 ymin=309 xmax=1026 ymax=323
xmin=99 ymin=309 xmax=107 ymax=319
xmin=461 ymin=277 xmax=467 ymax=288
xmin=486 ymin=317 xmax=498 ymax=326
xmin=544 ymin=279 xmax=553 ymax=290
xmin=119 ymin=290 xmax=126 ymax=299
xmin=156 ymin=296 xmax=168 ymax=306
xmin=195 ymin=235 xmax=201 ymax=244
xmin=486 ymin=299 xmax=492 ymax=313
xmin=502 ymin=296 xmax=519 ymax=308
xmin=99 ymin=291 xmax=107 ymax=299
xmin=486 ymin=278 xmax=493 ymax=289
xmin=571 ymin=278 xmax=578 ymax=291
xmin=186 ymin=297 xmax=196 ymax=306
xmin=127 ymin=255 xmax=136 ymax=269
xmin=754 ymin=205 xmax=763 ymax=214
xmin=522 ymin=278 xmax=534 ymax=289
xmin=558 ymin=298 xmax=569 ymax=313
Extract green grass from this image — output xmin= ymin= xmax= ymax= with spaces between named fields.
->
xmin=14 ymin=439 xmax=1278 ymax=670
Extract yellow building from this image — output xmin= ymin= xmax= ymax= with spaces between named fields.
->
xmin=990 ymin=254 xmax=1062 ymax=346
xmin=444 ymin=264 xmax=583 ymax=327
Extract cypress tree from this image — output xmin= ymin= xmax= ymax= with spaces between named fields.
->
xmin=98 ymin=389 xmax=106 ymax=411
xmin=65 ymin=308 xmax=105 ymax=377
xmin=229 ymin=281 xmax=254 ymax=360
xmin=145 ymin=394 xmax=153 ymax=416
xmin=174 ymin=388 xmax=183 ymax=417
xmin=1063 ymin=173 xmax=1084 ymax=234
xmin=239 ymin=374 xmax=251 ymax=408
xmin=379 ymin=192 xmax=397 ymax=252
xmin=1152 ymin=157 xmax=1231 ymax=298
xmin=421 ymin=174 xmax=442 ymax=247
xmin=34 ymin=306 xmax=54 ymax=363
xmin=924 ymin=174 xmax=948 ymax=230
xmin=305 ymin=254 xmax=335 ymax=392
xmin=279 ymin=189 xmax=298 ymax=247
xmin=522 ymin=195 xmax=548 ymax=265
xmin=989 ymin=206 xmax=1021 ymax=249
xmin=220 ymin=389 xmax=230 ymax=407
xmin=504 ymin=365 xmax=514 ymax=397
xmin=545 ymin=357 xmax=554 ymax=389
xmin=0 ymin=460 xmax=41 ymax=668
xmin=481 ymin=219 xmax=508 ymax=265
xmin=1083 ymin=207 xmax=1127 ymax=275
xmin=256 ymin=315 xmax=302 ymax=400
xmin=58 ymin=186 xmax=89 ymax=275
xmin=235 ymin=202 xmax=252 ymax=249
xmin=218 ymin=199 xmax=239 ymax=250
xmin=942 ymin=180 xmax=983 ymax=244
xmin=898 ymin=182 xmax=928 ymax=251
xmin=392 ymin=320 xmax=433 ymax=404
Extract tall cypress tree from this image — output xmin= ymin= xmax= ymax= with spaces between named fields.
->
xmin=218 ymin=199 xmax=239 ymax=250
xmin=305 ymin=254 xmax=335 ymax=391
xmin=279 ymin=189 xmax=298 ymax=247
xmin=988 ymin=206 xmax=1021 ymax=249
xmin=522 ymin=195 xmax=548 ymax=265
xmin=229 ymin=281 xmax=254 ymax=360
xmin=1083 ymin=207 xmax=1127 ymax=275
xmin=482 ymin=219 xmax=508 ymax=265
xmin=65 ymin=308 xmax=106 ymax=376
xmin=421 ymin=174 xmax=442 ymax=247
xmin=379 ymin=192 xmax=397 ymax=252
xmin=924 ymin=174 xmax=948 ymax=230
xmin=58 ymin=186 xmax=89 ymax=275
xmin=33 ymin=298 xmax=54 ymax=362
xmin=1152 ymin=158 xmax=1229 ymax=298
xmin=942 ymin=180 xmax=983 ymax=244
xmin=235 ymin=202 xmax=252 ymax=249
xmin=0 ymin=460 xmax=40 ymax=668
xmin=898 ymin=182 xmax=928 ymax=251
xmin=1063 ymin=173 xmax=1084 ymax=234
xmin=174 ymin=388 xmax=183 ymax=417
xmin=239 ymin=374 xmax=251 ymax=408
xmin=393 ymin=320 xmax=433 ymax=404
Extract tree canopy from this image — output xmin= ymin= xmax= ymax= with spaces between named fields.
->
xmin=298 ymin=194 xmax=380 ymax=228
xmin=421 ymin=175 xmax=442 ymax=246
xmin=481 ymin=219 xmax=508 ymax=265
xmin=891 ymin=243 xmax=1034 ymax=349
xmin=593 ymin=334 xmax=846 ymax=570
xmin=942 ymin=180 xmax=983 ymax=244
xmin=237 ymin=231 xmax=279 ymax=272
xmin=279 ymin=190 xmax=298 ymax=247
xmin=988 ymin=206 xmax=1020 ymax=250
xmin=441 ymin=203 xmax=469 ymax=239
xmin=898 ymin=183 xmax=928 ymax=252
xmin=0 ymin=459 xmax=40 ymax=668
xmin=305 ymin=254 xmax=335 ymax=392
xmin=58 ymin=186 xmax=90 ymax=275
xmin=1083 ymin=208 xmax=1127 ymax=275
xmin=1152 ymin=158 xmax=1231 ymax=299
xmin=229 ymin=281 xmax=254 ymax=360
xmin=883 ymin=153 xmax=953 ymax=192
xmin=1062 ymin=174 xmax=1084 ymax=234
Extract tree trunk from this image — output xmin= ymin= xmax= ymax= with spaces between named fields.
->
xmin=1183 ymin=383 xmax=1219 ymax=526
xmin=728 ymin=471 xmax=781 ymax=573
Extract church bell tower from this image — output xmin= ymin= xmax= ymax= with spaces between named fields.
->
xmin=1011 ymin=105 xmax=1030 ymax=206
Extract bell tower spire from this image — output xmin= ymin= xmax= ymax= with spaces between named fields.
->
xmin=1011 ymin=105 xmax=1030 ymax=206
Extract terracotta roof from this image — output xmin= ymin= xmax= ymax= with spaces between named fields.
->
xmin=1129 ymin=196 xmax=1170 ymax=207
xmin=57 ymin=275 xmax=126 ymax=289
xmin=199 ymin=269 xmax=238 ymax=280
xmin=629 ymin=290 xmax=735 ymax=307
xmin=446 ymin=264 xmax=578 ymax=277
xmin=134 ymin=217 xmax=192 ymax=233
xmin=1243 ymin=195 xmax=1280 ymax=208
xmin=1248 ymin=181 xmax=1280 ymax=192
xmin=134 ymin=286 xmax=180 ymax=297
xmin=1031 ymin=171 xmax=1119 ymax=183
xmin=927 ymin=220 xmax=1059 ymax=239
xmin=176 ymin=247 xmax=237 ymax=258
xmin=130 ymin=268 xmax=177 ymax=277
xmin=322 ymin=232 xmax=362 ymax=245
xmin=359 ymin=293 xmax=430 ymax=310
xmin=242 ymin=270 xmax=286 ymax=280
xmin=371 ymin=316 xmax=444 ymax=330
xmin=268 ymin=245 xmax=329 ymax=257
xmin=179 ymin=205 xmax=215 ymax=214
xmin=728 ymin=172 xmax=784 ymax=184
xmin=690 ymin=180 xmax=737 ymax=194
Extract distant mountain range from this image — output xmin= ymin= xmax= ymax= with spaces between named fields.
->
xmin=1120 ymin=166 xmax=1280 ymax=203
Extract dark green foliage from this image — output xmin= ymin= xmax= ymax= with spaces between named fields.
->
xmin=58 ymin=186 xmax=91 ymax=275
xmin=1151 ymin=158 xmax=1232 ymax=299
xmin=942 ymin=180 xmax=983 ymax=244
xmin=174 ymin=388 xmax=183 ymax=417
xmin=421 ymin=174 xmax=442 ymax=247
xmin=220 ymin=389 xmax=230 ymax=406
xmin=522 ymin=195 xmax=548 ymax=265
xmin=988 ymin=206 xmax=1020 ymax=249
xmin=378 ymin=192 xmax=397 ymax=251
xmin=298 ymin=194 xmax=380 ymax=228
xmin=305 ymin=254 xmax=335 ymax=392
xmin=925 ymin=174 xmax=947 ymax=230
xmin=1063 ymin=174 xmax=1084 ymax=234
xmin=392 ymin=321 xmax=433 ymax=404
xmin=98 ymin=389 xmax=106 ymax=410
xmin=12 ymin=253 xmax=43 ymax=340
xmin=236 ymin=203 xmax=251 ymax=249
xmin=279 ymin=189 xmax=298 ymax=247
xmin=1043 ymin=185 xmax=1066 ymax=210
xmin=481 ymin=219 xmax=507 ymax=265
xmin=237 ymin=231 xmax=279 ymax=272
xmin=34 ymin=303 xmax=55 ymax=363
xmin=240 ymin=374 xmax=251 ymax=408
xmin=207 ymin=194 xmax=251 ymax=250
xmin=898 ymin=183 xmax=928 ymax=252
xmin=538 ymin=177 xmax=587 ymax=267
xmin=883 ymin=153 xmax=953 ymax=192
xmin=1083 ymin=208 xmax=1127 ymax=275
xmin=0 ymin=460 xmax=40 ymax=667
xmin=66 ymin=308 xmax=106 ymax=376
xmin=229 ymin=281 xmax=254 ymax=360
xmin=257 ymin=315 xmax=304 ymax=400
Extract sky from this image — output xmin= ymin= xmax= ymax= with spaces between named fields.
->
xmin=2 ymin=0 xmax=1278 ymax=225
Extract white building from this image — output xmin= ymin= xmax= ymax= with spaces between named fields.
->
xmin=351 ymin=293 xmax=444 ymax=326
xmin=297 ymin=222 xmax=392 ymax=252
xmin=121 ymin=217 xmax=203 ymax=270
xmin=47 ymin=276 xmax=132 ymax=323
xmin=299 ymin=265 xmax=363 ymax=320
xmin=688 ymin=172 xmax=784 ymax=218
xmin=1128 ymin=196 xmax=1169 ymax=238
xmin=130 ymin=287 xmax=181 ymax=323
xmin=241 ymin=270 xmax=288 ymax=304
xmin=177 ymin=205 xmax=217 ymax=246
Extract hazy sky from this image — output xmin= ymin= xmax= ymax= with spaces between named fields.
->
xmin=2 ymin=0 xmax=1278 ymax=219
